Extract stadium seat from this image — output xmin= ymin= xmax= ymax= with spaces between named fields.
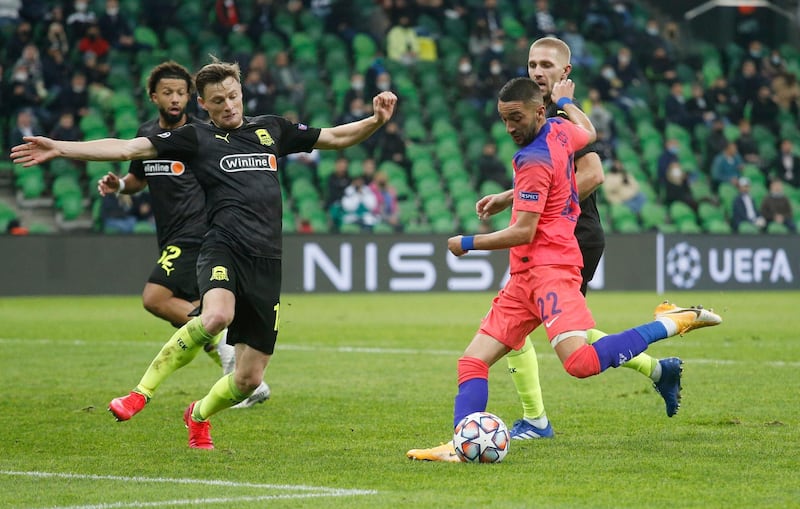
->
xmin=133 ymin=26 xmax=160 ymax=48
xmin=705 ymin=219 xmax=732 ymax=234
xmin=737 ymin=221 xmax=761 ymax=234
xmin=639 ymin=202 xmax=667 ymax=231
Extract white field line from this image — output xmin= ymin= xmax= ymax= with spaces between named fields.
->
xmin=0 ymin=337 xmax=798 ymax=368
xmin=0 ymin=470 xmax=376 ymax=508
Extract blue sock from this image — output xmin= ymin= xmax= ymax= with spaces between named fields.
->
xmin=453 ymin=378 xmax=488 ymax=428
xmin=635 ymin=321 xmax=670 ymax=344
xmin=592 ymin=329 xmax=649 ymax=370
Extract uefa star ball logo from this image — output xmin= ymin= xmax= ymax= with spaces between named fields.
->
xmin=666 ymin=242 xmax=702 ymax=288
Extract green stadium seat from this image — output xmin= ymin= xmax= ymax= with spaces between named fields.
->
xmin=737 ymin=221 xmax=762 ymax=234
xmin=705 ymin=219 xmax=732 ymax=234
xmin=639 ymin=202 xmax=667 ymax=231
xmin=134 ymin=26 xmax=160 ymax=48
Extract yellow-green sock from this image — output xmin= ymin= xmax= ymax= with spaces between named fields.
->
xmin=202 ymin=330 xmax=226 ymax=368
xmin=587 ymin=328 xmax=657 ymax=378
xmin=192 ymin=373 xmax=251 ymax=421
xmin=135 ymin=317 xmax=215 ymax=399
xmin=506 ymin=336 xmax=545 ymax=420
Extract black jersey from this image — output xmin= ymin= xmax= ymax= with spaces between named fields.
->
xmin=547 ymin=103 xmax=605 ymax=248
xmin=129 ymin=116 xmax=207 ymax=249
xmin=147 ymin=115 xmax=321 ymax=258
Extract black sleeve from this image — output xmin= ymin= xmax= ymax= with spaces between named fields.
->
xmin=147 ymin=123 xmax=199 ymax=160
xmin=273 ymin=116 xmax=322 ymax=156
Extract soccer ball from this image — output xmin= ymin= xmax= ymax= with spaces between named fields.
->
xmin=453 ymin=411 xmax=510 ymax=463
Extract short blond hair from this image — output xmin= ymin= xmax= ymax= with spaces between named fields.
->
xmin=530 ymin=37 xmax=572 ymax=65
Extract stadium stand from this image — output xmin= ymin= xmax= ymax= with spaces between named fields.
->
xmin=0 ymin=0 xmax=798 ymax=235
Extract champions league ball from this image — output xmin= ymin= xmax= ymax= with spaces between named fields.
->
xmin=453 ymin=411 xmax=510 ymax=463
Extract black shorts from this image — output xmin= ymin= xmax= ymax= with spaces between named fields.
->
xmin=147 ymin=243 xmax=201 ymax=302
xmin=579 ymin=244 xmax=604 ymax=296
xmin=197 ymin=241 xmax=282 ymax=355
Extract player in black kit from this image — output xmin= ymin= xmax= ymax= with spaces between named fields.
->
xmin=12 ymin=58 xmax=398 ymax=449
xmin=98 ymin=62 xmax=269 ymax=424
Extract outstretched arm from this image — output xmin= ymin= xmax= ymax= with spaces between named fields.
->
xmin=314 ymin=91 xmax=398 ymax=150
xmin=11 ymin=136 xmax=157 ymax=167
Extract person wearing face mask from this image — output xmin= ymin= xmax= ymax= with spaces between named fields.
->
xmin=98 ymin=0 xmax=140 ymax=52
xmin=455 ymin=56 xmax=480 ymax=105
xmin=343 ymin=72 xmax=366 ymax=111
xmin=480 ymin=58 xmax=508 ymax=105
xmin=78 ymin=23 xmax=110 ymax=59
xmin=54 ymin=71 xmax=90 ymax=119
xmin=66 ymin=0 xmax=97 ymax=39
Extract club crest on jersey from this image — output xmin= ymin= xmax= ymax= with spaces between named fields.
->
xmin=143 ymin=160 xmax=185 ymax=176
xmin=215 ymin=132 xmax=231 ymax=143
xmin=518 ymin=190 xmax=539 ymax=202
xmin=210 ymin=266 xmax=229 ymax=281
xmin=255 ymin=128 xmax=274 ymax=146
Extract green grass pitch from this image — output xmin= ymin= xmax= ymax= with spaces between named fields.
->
xmin=1 ymin=291 xmax=798 ymax=508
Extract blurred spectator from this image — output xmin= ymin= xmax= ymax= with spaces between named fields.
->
xmin=247 ymin=0 xmax=278 ymax=44
xmin=585 ymin=88 xmax=613 ymax=140
xmin=53 ymin=71 xmax=89 ymax=119
xmin=386 ymin=12 xmax=418 ymax=65
xmin=592 ymin=128 xmax=615 ymax=162
xmin=133 ymin=191 xmax=155 ymax=225
xmin=369 ymin=170 xmax=401 ymax=231
xmin=242 ymin=68 xmax=274 ymax=115
xmin=761 ymin=48 xmax=786 ymax=80
xmin=77 ymin=23 xmax=110 ymax=59
xmin=527 ymin=0 xmax=557 ymax=39
xmin=5 ymin=19 xmax=33 ymax=63
xmin=643 ymin=46 xmax=677 ymax=85
xmin=360 ymin=157 xmax=376 ymax=185
xmin=664 ymin=161 xmax=697 ymax=212
xmin=342 ymin=72 xmax=367 ymax=112
xmin=325 ymin=156 xmax=351 ymax=210
xmin=760 ymin=178 xmax=796 ymax=232
xmin=685 ymin=82 xmax=715 ymax=128
xmin=65 ymin=0 xmax=97 ymax=39
xmin=45 ymin=20 xmax=70 ymax=55
xmin=480 ymin=58 xmax=509 ymax=105
xmin=49 ymin=111 xmax=81 ymax=141
xmin=467 ymin=17 xmax=491 ymax=59
xmin=592 ymin=63 xmax=625 ymax=105
xmin=710 ymin=141 xmax=744 ymax=193
xmin=455 ymin=55 xmax=481 ymax=105
xmin=747 ymin=84 xmax=779 ymax=133
xmin=560 ymin=21 xmax=594 ymax=70
xmin=772 ymin=72 xmax=800 ymax=117
xmin=657 ymin=138 xmax=680 ymax=194
xmin=100 ymin=193 xmax=136 ymax=233
xmin=337 ymin=97 xmax=369 ymax=126
xmin=10 ymin=48 xmax=49 ymax=120
xmin=271 ymin=50 xmax=304 ymax=109
xmin=41 ymin=44 xmax=71 ymax=100
xmin=78 ymin=47 xmax=110 ymax=86
xmin=367 ymin=70 xmax=395 ymax=104
xmin=475 ymin=141 xmax=510 ymax=188
xmin=664 ymin=81 xmax=692 ymax=130
xmin=480 ymin=35 xmax=506 ymax=69
xmin=635 ymin=18 xmax=670 ymax=62
xmin=583 ymin=0 xmax=614 ymax=42
xmin=771 ymin=139 xmax=800 ymax=188
xmin=731 ymin=59 xmax=764 ymax=119
xmin=731 ymin=177 xmax=764 ymax=232
xmin=704 ymin=118 xmax=729 ymax=168
xmin=735 ymin=119 xmax=761 ymax=167
xmin=608 ymin=45 xmax=641 ymax=90
xmin=705 ymin=76 xmax=739 ymax=122
xmin=341 ymin=175 xmax=378 ymax=231
xmin=603 ymin=158 xmax=646 ymax=214
xmin=473 ymin=0 xmax=503 ymax=39
xmin=375 ymin=121 xmax=409 ymax=170
xmin=506 ymin=35 xmax=531 ymax=77
xmin=214 ymin=0 xmax=244 ymax=35
xmin=8 ymin=108 xmax=43 ymax=148
xmin=98 ymin=0 xmax=141 ymax=52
